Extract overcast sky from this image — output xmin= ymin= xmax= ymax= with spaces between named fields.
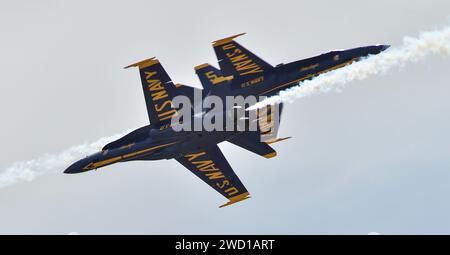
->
xmin=0 ymin=1 xmax=449 ymax=234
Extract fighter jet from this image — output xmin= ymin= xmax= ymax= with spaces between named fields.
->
xmin=65 ymin=33 xmax=389 ymax=207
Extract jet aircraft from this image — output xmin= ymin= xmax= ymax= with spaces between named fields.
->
xmin=65 ymin=33 xmax=389 ymax=207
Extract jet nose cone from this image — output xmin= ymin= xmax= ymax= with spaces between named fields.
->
xmin=64 ymin=160 xmax=85 ymax=174
xmin=380 ymin=45 xmax=390 ymax=52
xmin=64 ymin=165 xmax=78 ymax=174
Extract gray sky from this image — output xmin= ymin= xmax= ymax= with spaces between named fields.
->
xmin=0 ymin=0 xmax=449 ymax=234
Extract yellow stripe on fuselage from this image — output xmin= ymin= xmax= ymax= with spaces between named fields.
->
xmin=86 ymin=141 xmax=178 ymax=169
xmin=122 ymin=141 xmax=178 ymax=159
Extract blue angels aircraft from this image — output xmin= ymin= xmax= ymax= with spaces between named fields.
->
xmin=65 ymin=33 xmax=389 ymax=207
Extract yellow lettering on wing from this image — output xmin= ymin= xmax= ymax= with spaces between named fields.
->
xmin=183 ymin=150 xmax=241 ymax=194
xmin=192 ymin=160 xmax=213 ymax=170
xmin=193 ymin=160 xmax=220 ymax=172
xmin=225 ymin=187 xmax=239 ymax=196
xmin=185 ymin=152 xmax=206 ymax=161
xmin=206 ymin=171 xmax=225 ymax=180
xmin=217 ymin=180 xmax=230 ymax=189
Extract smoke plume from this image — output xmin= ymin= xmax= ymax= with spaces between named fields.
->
xmin=250 ymin=25 xmax=450 ymax=109
xmin=0 ymin=131 xmax=130 ymax=188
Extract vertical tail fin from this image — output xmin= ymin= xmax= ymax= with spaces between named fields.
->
xmin=212 ymin=33 xmax=273 ymax=79
xmin=125 ymin=57 xmax=180 ymax=126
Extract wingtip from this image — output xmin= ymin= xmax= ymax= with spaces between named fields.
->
xmin=219 ymin=192 xmax=251 ymax=208
xmin=124 ymin=57 xmax=158 ymax=69
xmin=212 ymin=33 xmax=246 ymax=47
xmin=263 ymin=152 xmax=277 ymax=159
xmin=265 ymin=136 xmax=292 ymax=145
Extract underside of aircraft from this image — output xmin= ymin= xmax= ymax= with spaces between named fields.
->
xmin=65 ymin=33 xmax=389 ymax=207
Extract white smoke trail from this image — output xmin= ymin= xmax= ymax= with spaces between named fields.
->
xmin=250 ymin=25 xmax=450 ymax=109
xmin=0 ymin=130 xmax=131 ymax=188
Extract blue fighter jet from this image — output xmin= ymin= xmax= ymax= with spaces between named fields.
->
xmin=65 ymin=33 xmax=389 ymax=207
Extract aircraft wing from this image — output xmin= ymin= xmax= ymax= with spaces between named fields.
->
xmin=125 ymin=57 xmax=179 ymax=126
xmin=175 ymin=145 xmax=250 ymax=208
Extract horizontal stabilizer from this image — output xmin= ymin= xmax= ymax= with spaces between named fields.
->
xmin=228 ymin=132 xmax=277 ymax=159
